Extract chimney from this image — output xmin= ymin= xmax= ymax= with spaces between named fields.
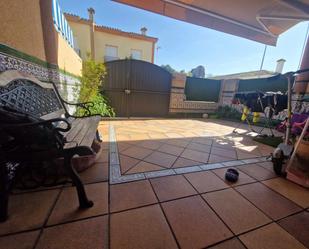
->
xmin=275 ymin=59 xmax=286 ymax=74
xmin=88 ymin=7 xmax=95 ymax=60
xmin=140 ymin=27 xmax=147 ymax=36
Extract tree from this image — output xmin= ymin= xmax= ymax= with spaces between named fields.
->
xmin=161 ymin=64 xmax=177 ymax=74
xmin=191 ymin=65 xmax=205 ymax=78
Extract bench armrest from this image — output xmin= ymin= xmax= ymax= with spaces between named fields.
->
xmin=61 ymin=99 xmax=107 ymax=118
xmin=60 ymin=99 xmax=99 ymax=118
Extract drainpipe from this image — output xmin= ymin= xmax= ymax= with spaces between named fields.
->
xmin=88 ymin=7 xmax=95 ymax=60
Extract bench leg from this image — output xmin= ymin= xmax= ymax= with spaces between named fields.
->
xmin=64 ymin=155 xmax=93 ymax=209
xmin=0 ymin=162 xmax=9 ymax=222
xmin=96 ymin=130 xmax=102 ymax=142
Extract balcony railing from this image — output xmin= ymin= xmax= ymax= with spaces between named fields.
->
xmin=52 ymin=0 xmax=74 ymax=48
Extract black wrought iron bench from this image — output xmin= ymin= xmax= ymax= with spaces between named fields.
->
xmin=0 ymin=70 xmax=102 ymax=222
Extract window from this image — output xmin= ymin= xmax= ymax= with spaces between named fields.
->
xmin=105 ymin=45 xmax=118 ymax=61
xmin=131 ymin=49 xmax=142 ymax=60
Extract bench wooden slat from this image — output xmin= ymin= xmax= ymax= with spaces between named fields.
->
xmin=63 ymin=116 xmax=100 ymax=149
xmin=64 ymin=118 xmax=85 ymax=142
xmin=79 ymin=116 xmax=101 ymax=147
xmin=69 ymin=119 xmax=91 ymax=146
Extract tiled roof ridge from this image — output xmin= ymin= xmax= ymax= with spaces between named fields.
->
xmin=64 ymin=12 xmax=158 ymax=41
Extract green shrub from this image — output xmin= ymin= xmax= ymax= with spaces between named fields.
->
xmin=77 ymin=58 xmax=115 ymax=117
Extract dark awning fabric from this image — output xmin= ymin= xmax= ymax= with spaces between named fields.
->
xmin=113 ymin=0 xmax=309 ymax=46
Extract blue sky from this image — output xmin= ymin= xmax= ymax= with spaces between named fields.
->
xmin=59 ymin=0 xmax=308 ymax=76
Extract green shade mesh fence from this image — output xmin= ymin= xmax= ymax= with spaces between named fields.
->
xmin=185 ymin=77 xmax=221 ymax=102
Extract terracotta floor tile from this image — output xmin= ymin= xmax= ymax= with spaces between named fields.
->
xmin=237 ymin=164 xmax=277 ymax=181
xmin=144 ymin=151 xmax=177 ymax=168
xmin=235 ymin=182 xmax=301 ymax=220
xmin=0 ymin=230 xmax=40 ymax=249
xmin=236 ymin=145 xmax=262 ymax=156
xmin=126 ymin=161 xmax=163 ymax=174
xmin=80 ymin=162 xmax=108 ymax=184
xmin=212 ymin=141 xmax=235 ymax=151
xmin=258 ymin=144 xmax=275 ymax=156
xmin=137 ymin=140 xmax=162 ymax=150
xmin=158 ymin=143 xmax=184 ymax=156
xmin=110 ymin=205 xmax=178 ymax=249
xmin=121 ymin=146 xmax=153 ymax=160
xmin=100 ymin=141 xmax=109 ymax=150
xmin=172 ymin=157 xmax=201 ymax=168
xmin=0 ymin=190 xmax=59 ymax=235
xmin=165 ymin=132 xmax=184 ymax=138
xmin=236 ymin=150 xmax=259 ymax=159
xmin=212 ymin=167 xmax=256 ymax=186
xmin=110 ymin=180 xmax=157 ymax=212
xmin=211 ymin=147 xmax=237 ymax=159
xmin=278 ymin=211 xmax=309 ymax=248
xmin=262 ymin=178 xmax=309 ymax=208
xmin=117 ymin=134 xmax=131 ymax=142
xmin=117 ymin=142 xmax=132 ymax=152
xmin=165 ymin=138 xmax=190 ymax=148
xmin=239 ymin=223 xmax=307 ymax=249
xmin=48 ymin=182 xmax=108 ymax=225
xmin=181 ymin=149 xmax=209 ymax=163
xmin=119 ymin=155 xmax=140 ymax=173
xmin=256 ymin=161 xmax=273 ymax=171
xmin=184 ymin=171 xmax=229 ymax=193
xmin=162 ymin=196 xmax=232 ymax=249
xmin=151 ymin=175 xmax=197 ymax=202
xmin=148 ymin=132 xmax=168 ymax=139
xmin=180 ymin=131 xmax=197 ymax=137
xmin=96 ymin=149 xmax=108 ymax=163
xmin=208 ymin=238 xmax=246 ymax=249
xmin=192 ymin=137 xmax=213 ymax=145
xmin=130 ymin=133 xmax=150 ymax=141
xmin=208 ymin=154 xmax=231 ymax=163
xmin=187 ymin=142 xmax=212 ymax=153
xmin=203 ymin=188 xmax=270 ymax=234
xmin=37 ymin=216 xmax=108 ymax=249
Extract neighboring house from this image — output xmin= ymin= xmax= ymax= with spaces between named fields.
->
xmin=209 ymin=59 xmax=286 ymax=80
xmin=211 ymin=59 xmax=287 ymax=107
xmin=65 ymin=9 xmax=158 ymax=63
xmin=209 ymin=70 xmax=278 ymax=80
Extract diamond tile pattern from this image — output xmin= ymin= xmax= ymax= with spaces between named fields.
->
xmin=114 ymin=119 xmax=274 ymax=174
xmin=3 ymin=119 xmax=307 ymax=249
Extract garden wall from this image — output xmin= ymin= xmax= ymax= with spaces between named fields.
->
xmin=169 ymin=73 xmax=218 ymax=114
xmin=0 ymin=0 xmax=82 ymax=105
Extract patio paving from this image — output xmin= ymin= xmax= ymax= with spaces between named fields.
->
xmin=111 ymin=119 xmax=275 ymax=178
xmin=0 ymin=119 xmax=308 ymax=249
